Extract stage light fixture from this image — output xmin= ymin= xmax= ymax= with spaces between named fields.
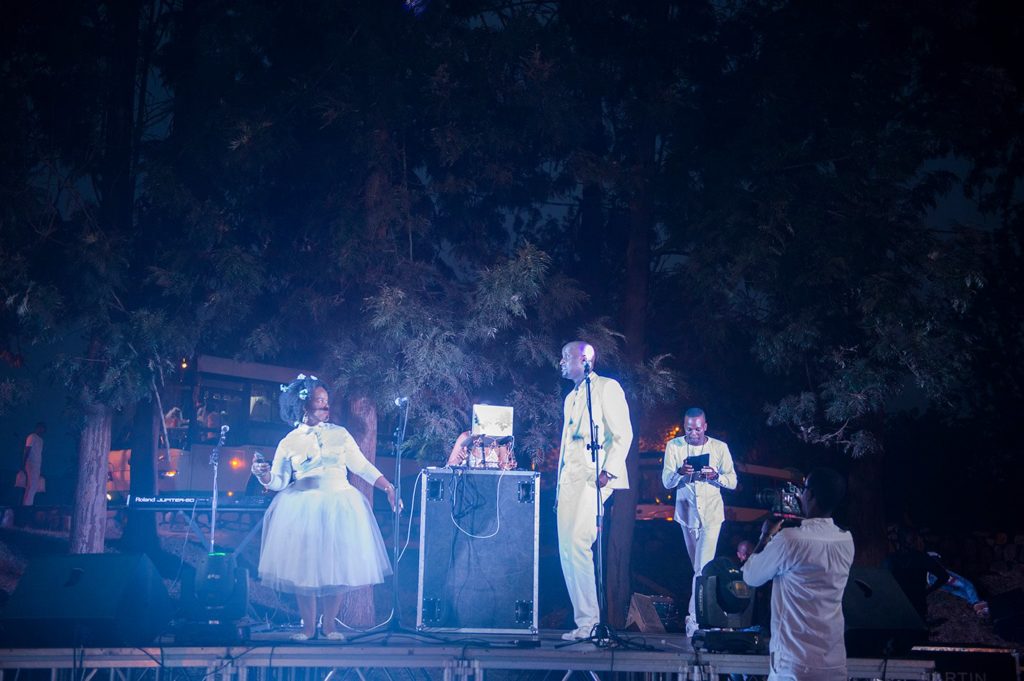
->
xmin=692 ymin=557 xmax=764 ymax=654
xmin=696 ymin=557 xmax=755 ymax=629
xmin=175 ymin=552 xmax=250 ymax=643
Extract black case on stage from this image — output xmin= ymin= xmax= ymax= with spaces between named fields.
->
xmin=416 ymin=467 xmax=540 ymax=634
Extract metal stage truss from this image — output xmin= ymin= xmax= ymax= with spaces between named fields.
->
xmin=0 ymin=634 xmax=939 ymax=681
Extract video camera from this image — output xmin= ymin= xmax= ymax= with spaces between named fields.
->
xmin=755 ymin=482 xmax=803 ymax=520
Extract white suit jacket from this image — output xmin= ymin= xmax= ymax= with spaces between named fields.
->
xmin=556 ymin=372 xmax=633 ymax=501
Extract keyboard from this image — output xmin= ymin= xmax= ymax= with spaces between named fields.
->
xmin=124 ymin=493 xmax=274 ymax=511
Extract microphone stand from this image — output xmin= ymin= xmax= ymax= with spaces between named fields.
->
xmin=387 ymin=400 xmax=411 ymax=632
xmin=347 ymin=398 xmax=442 ymax=643
xmin=209 ymin=425 xmax=229 ymax=553
xmin=560 ymin=363 xmax=649 ymax=651
xmin=581 ymin=362 xmax=612 ymax=646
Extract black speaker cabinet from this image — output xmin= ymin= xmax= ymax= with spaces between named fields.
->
xmin=843 ymin=567 xmax=928 ymax=656
xmin=416 ymin=467 xmax=539 ymax=634
xmin=0 ymin=553 xmax=171 ymax=647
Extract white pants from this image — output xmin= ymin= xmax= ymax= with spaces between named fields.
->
xmin=557 ymin=475 xmax=613 ymax=631
xmin=681 ymin=520 xmax=722 ymax=622
xmin=21 ymin=456 xmax=42 ymax=506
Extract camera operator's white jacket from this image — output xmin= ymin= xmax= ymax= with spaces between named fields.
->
xmin=662 ymin=436 xmax=737 ymax=528
xmin=742 ymin=518 xmax=855 ymax=678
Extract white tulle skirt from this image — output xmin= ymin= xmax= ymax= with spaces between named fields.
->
xmin=258 ymin=472 xmax=392 ymax=595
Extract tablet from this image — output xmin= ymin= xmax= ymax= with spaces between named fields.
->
xmin=685 ymin=453 xmax=710 ymax=470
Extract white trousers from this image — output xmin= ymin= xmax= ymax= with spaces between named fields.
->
xmin=557 ymin=476 xmax=613 ymax=631
xmin=682 ymin=520 xmax=722 ymax=621
xmin=21 ymin=457 xmax=42 ymax=506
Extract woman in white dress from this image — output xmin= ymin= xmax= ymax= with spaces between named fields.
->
xmin=251 ymin=375 xmax=399 ymax=641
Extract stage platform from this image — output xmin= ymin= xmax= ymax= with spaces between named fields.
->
xmin=0 ymin=630 xmax=939 ymax=680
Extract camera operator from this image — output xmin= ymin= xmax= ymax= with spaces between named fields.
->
xmin=741 ymin=468 xmax=854 ymax=681
xmin=661 ymin=407 xmax=737 ymax=637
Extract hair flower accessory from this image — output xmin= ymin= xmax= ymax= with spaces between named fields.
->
xmin=278 ymin=373 xmax=325 ymax=427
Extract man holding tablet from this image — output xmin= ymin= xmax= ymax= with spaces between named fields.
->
xmin=662 ymin=407 xmax=737 ymax=637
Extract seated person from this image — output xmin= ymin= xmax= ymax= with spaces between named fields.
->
xmin=926 ymin=551 xmax=989 ymax=618
xmin=446 ymin=431 xmax=517 ymax=470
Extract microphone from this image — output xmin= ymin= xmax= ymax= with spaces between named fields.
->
xmin=220 ymin=425 xmax=230 ymax=435
xmin=394 ymin=396 xmax=409 ymax=407
xmin=582 ymin=343 xmax=595 ymax=375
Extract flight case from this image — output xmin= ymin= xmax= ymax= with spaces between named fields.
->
xmin=416 ymin=467 xmax=540 ymax=634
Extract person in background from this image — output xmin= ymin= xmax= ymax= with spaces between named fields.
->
xmin=19 ymin=422 xmax=46 ymax=506
xmin=926 ymin=552 xmax=989 ymax=618
xmin=164 ymin=407 xmax=183 ymax=429
xmin=447 ymin=431 xmax=517 ymax=469
xmin=736 ymin=539 xmax=755 ymax=566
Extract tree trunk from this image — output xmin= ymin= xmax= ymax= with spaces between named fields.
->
xmin=344 ymin=396 xmax=379 ymax=627
xmin=847 ymin=451 xmax=887 ymax=566
xmin=123 ymin=399 xmax=159 ymax=552
xmin=70 ymin=0 xmax=140 ymax=556
xmin=606 ymin=129 xmax=655 ymax=626
xmin=606 ymin=449 xmax=641 ymax=628
xmin=70 ymin=401 xmax=113 ymax=554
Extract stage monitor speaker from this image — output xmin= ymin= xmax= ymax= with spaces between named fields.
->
xmin=625 ymin=593 xmax=675 ymax=633
xmin=843 ymin=567 xmax=928 ymax=657
xmin=0 ymin=553 xmax=171 ymax=647
xmin=417 ymin=468 xmax=539 ymax=634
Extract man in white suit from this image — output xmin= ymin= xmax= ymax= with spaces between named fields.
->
xmin=556 ymin=341 xmax=633 ymax=641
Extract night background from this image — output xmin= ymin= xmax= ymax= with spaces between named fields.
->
xmin=1 ymin=0 xmax=1023 ymax=648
